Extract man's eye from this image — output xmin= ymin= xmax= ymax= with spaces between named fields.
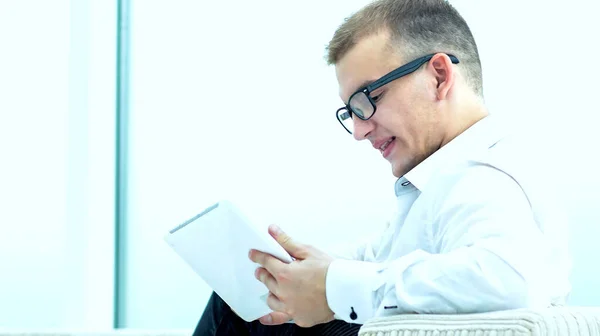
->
xmin=371 ymin=93 xmax=383 ymax=102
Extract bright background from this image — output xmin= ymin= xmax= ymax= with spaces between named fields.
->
xmin=0 ymin=0 xmax=598 ymax=330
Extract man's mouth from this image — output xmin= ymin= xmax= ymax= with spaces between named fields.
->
xmin=379 ymin=137 xmax=395 ymax=153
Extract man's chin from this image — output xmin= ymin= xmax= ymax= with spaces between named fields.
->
xmin=391 ymin=159 xmax=415 ymax=178
xmin=391 ymin=162 xmax=403 ymax=178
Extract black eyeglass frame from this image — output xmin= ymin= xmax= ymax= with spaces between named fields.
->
xmin=335 ymin=53 xmax=460 ymax=134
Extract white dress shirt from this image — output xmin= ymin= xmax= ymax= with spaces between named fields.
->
xmin=325 ymin=114 xmax=572 ymax=324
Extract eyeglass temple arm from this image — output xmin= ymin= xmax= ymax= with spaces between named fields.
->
xmin=368 ymin=54 xmax=460 ymax=91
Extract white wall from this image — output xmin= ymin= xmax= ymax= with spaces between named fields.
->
xmin=123 ymin=0 xmax=600 ymax=329
xmin=122 ymin=0 xmax=392 ymax=328
xmin=1 ymin=0 xmax=598 ymax=330
xmin=0 ymin=0 xmax=116 ymax=328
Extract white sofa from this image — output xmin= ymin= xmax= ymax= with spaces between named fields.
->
xmin=359 ymin=306 xmax=600 ymax=336
xmin=2 ymin=307 xmax=599 ymax=336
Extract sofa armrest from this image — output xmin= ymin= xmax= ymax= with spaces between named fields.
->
xmin=359 ymin=307 xmax=600 ymax=336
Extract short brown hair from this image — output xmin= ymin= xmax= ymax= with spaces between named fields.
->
xmin=326 ymin=0 xmax=483 ymax=97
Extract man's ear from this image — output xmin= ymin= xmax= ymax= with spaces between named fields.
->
xmin=429 ymin=53 xmax=455 ymax=101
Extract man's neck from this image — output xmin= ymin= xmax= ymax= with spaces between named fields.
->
xmin=440 ymin=104 xmax=489 ymax=148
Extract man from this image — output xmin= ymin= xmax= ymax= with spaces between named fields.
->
xmin=194 ymin=0 xmax=571 ymax=334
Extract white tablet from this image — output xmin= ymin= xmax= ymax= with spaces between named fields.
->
xmin=164 ymin=200 xmax=293 ymax=322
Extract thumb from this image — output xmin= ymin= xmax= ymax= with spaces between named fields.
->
xmin=259 ymin=311 xmax=291 ymax=325
xmin=269 ymin=224 xmax=305 ymax=258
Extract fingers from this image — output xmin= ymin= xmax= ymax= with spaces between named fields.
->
xmin=259 ymin=311 xmax=291 ymax=325
xmin=268 ymin=224 xmax=307 ymax=259
xmin=255 ymin=267 xmax=278 ymax=295
xmin=249 ymin=249 xmax=284 ymax=274
xmin=265 ymin=292 xmax=286 ymax=313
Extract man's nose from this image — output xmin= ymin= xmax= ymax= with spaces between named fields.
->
xmin=353 ymin=117 xmax=373 ymax=141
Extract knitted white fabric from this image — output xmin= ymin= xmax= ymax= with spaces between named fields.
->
xmin=359 ymin=307 xmax=600 ymax=336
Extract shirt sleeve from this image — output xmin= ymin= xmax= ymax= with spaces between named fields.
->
xmin=324 ymin=222 xmax=390 ymax=261
xmin=325 ymin=164 xmax=562 ymax=324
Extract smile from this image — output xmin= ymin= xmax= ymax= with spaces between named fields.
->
xmin=379 ymin=137 xmax=395 ymax=152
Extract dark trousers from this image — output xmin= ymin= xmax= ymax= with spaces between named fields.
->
xmin=193 ymin=292 xmax=362 ymax=336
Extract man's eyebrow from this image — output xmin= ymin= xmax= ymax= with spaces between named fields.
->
xmin=355 ymin=79 xmax=375 ymax=92
xmin=343 ymin=79 xmax=376 ymax=104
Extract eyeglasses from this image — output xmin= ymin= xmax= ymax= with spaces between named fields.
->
xmin=335 ymin=53 xmax=459 ymax=134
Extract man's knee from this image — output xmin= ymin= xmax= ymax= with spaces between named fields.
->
xmin=207 ymin=291 xmax=227 ymax=310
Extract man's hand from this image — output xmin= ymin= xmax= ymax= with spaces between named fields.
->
xmin=248 ymin=224 xmax=335 ymax=328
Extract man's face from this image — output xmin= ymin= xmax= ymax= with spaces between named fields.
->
xmin=335 ymin=32 xmax=448 ymax=178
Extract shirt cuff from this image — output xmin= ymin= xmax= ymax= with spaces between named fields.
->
xmin=325 ymin=259 xmax=385 ymax=324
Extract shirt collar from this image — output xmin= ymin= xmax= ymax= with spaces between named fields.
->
xmin=395 ymin=114 xmax=507 ymax=196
